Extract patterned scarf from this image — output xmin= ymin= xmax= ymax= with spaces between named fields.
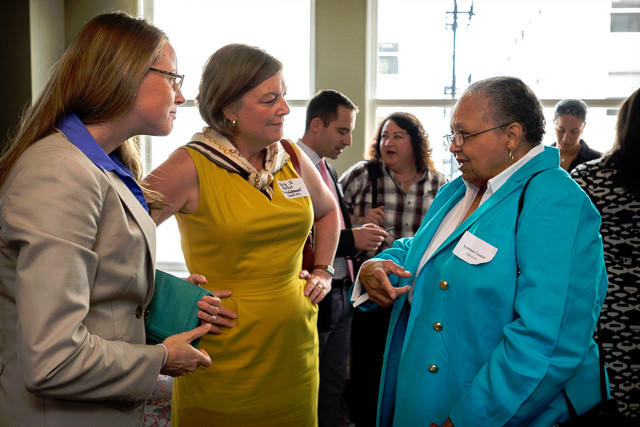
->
xmin=186 ymin=127 xmax=291 ymax=199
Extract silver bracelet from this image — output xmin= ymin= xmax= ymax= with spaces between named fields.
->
xmin=157 ymin=343 xmax=169 ymax=368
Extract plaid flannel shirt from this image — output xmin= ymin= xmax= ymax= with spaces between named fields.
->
xmin=339 ymin=160 xmax=449 ymax=256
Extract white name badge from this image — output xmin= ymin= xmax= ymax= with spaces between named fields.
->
xmin=453 ymin=231 xmax=497 ymax=265
xmin=278 ymin=178 xmax=310 ymax=199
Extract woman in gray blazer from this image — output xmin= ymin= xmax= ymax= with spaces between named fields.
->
xmin=0 ymin=12 xmax=217 ymax=427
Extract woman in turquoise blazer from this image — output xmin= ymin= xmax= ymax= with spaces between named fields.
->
xmin=354 ymin=77 xmax=608 ymax=426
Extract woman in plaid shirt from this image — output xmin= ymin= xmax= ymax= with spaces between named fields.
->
xmin=340 ymin=112 xmax=449 ymax=255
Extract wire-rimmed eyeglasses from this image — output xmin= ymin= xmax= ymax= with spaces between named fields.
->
xmin=443 ymin=123 xmax=512 ymax=147
xmin=148 ymin=67 xmax=184 ymax=91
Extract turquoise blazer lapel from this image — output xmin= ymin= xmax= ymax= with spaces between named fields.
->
xmin=420 ymin=147 xmax=555 ymax=268
xmin=400 ymin=181 xmax=466 ymax=280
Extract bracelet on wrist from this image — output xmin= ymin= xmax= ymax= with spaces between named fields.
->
xmin=157 ymin=343 xmax=168 ymax=368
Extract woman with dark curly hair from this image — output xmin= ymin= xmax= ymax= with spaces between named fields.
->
xmin=341 ymin=112 xmax=448 ymax=254
xmin=340 ymin=112 xmax=448 ymax=426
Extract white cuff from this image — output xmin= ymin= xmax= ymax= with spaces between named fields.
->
xmin=350 ymin=269 xmax=370 ymax=308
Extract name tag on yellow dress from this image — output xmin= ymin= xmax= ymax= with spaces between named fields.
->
xmin=278 ymin=178 xmax=310 ymax=198
xmin=453 ymin=231 xmax=497 ymax=265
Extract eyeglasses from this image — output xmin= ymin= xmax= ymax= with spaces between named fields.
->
xmin=554 ymin=106 xmax=586 ymax=121
xmin=148 ymin=67 xmax=184 ymax=91
xmin=444 ymin=123 xmax=512 ymax=147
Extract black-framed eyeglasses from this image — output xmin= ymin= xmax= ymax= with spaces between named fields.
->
xmin=444 ymin=122 xmax=512 ymax=147
xmin=148 ymin=67 xmax=184 ymax=91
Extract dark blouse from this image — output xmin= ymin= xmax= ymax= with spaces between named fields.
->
xmin=551 ymin=139 xmax=601 ymax=172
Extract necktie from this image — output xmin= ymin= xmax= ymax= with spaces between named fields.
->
xmin=318 ymin=160 xmax=354 ymax=281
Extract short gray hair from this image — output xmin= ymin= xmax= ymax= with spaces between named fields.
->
xmin=464 ymin=76 xmax=546 ymax=146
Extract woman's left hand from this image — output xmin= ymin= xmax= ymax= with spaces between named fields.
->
xmin=186 ymin=273 xmax=222 ymax=325
xmin=300 ymin=269 xmax=332 ymax=304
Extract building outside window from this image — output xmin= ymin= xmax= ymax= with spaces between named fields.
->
xmin=379 ymin=42 xmax=400 ymax=74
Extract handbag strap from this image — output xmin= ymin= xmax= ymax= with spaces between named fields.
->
xmin=515 ymin=171 xmax=543 ymax=276
xmin=281 ymin=139 xmax=301 ymax=175
xmin=281 ymin=139 xmax=314 ymax=254
xmin=515 ymin=171 xmax=542 ymax=231
xmin=367 ymin=160 xmax=383 ymax=208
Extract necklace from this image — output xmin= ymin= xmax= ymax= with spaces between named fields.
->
xmin=394 ymin=171 xmax=417 ymax=187
xmin=560 ymin=145 xmax=580 ymax=163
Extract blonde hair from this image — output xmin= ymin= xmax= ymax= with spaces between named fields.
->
xmin=0 ymin=12 xmax=167 ymax=186
xmin=197 ymin=44 xmax=282 ymax=139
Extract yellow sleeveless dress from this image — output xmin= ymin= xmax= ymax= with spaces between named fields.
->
xmin=171 ymin=146 xmax=318 ymax=426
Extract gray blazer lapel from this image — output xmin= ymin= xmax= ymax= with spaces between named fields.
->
xmin=103 ymin=172 xmax=156 ymax=294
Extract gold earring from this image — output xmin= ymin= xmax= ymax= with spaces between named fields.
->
xmin=232 ymin=120 xmax=237 ymax=127
xmin=509 ymin=151 xmax=514 ymax=164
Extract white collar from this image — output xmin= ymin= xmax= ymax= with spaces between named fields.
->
xmin=464 ymin=143 xmax=545 ymax=206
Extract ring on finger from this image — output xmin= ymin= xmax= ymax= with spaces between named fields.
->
xmin=318 ymin=284 xmax=324 ymax=291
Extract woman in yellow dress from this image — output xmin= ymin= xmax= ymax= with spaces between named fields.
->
xmin=144 ymin=44 xmax=340 ymax=426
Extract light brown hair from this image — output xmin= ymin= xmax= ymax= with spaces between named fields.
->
xmin=197 ymin=44 xmax=282 ymax=139
xmin=0 ymin=12 xmax=167 ymax=186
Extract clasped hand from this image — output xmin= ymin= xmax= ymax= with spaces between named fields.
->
xmin=159 ymin=273 xmax=240 ymax=377
xmin=353 ymin=223 xmax=388 ymax=252
xmin=160 ymin=324 xmax=212 ymax=377
xmin=187 ymin=274 xmax=237 ymax=334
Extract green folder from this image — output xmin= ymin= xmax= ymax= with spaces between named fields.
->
xmin=145 ymin=269 xmax=213 ymax=348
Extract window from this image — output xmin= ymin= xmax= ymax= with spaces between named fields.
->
xmin=371 ymin=0 xmax=640 ymax=181
xmin=142 ymin=0 xmax=313 ymax=271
